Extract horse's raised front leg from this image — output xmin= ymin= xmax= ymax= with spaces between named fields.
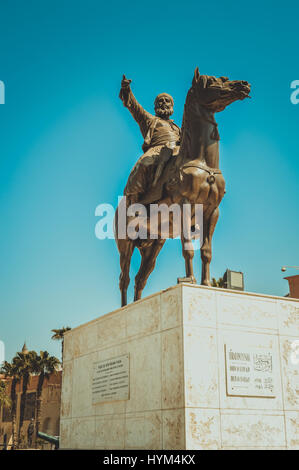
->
xmin=180 ymin=199 xmax=196 ymax=283
xmin=119 ymin=240 xmax=134 ymax=307
xmin=201 ymin=207 xmax=219 ymax=286
xmin=134 ymin=240 xmax=165 ymax=301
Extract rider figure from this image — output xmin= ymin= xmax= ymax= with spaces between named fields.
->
xmin=119 ymin=75 xmax=181 ymax=203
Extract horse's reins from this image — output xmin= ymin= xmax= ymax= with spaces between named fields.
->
xmin=179 ymin=161 xmax=222 ymax=185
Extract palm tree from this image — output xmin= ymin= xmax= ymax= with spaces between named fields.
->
xmin=0 ymin=380 xmax=11 ymax=449
xmin=51 ymin=327 xmax=71 ymax=364
xmin=13 ymin=350 xmax=37 ymax=446
xmin=31 ymin=351 xmax=60 ymax=442
xmin=0 ymin=360 xmax=21 ymax=449
xmin=0 ymin=379 xmax=11 ymax=409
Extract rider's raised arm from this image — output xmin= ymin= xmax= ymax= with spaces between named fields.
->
xmin=119 ymin=75 xmax=152 ymax=138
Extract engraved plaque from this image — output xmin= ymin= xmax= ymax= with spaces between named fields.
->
xmin=225 ymin=344 xmax=276 ymax=398
xmin=92 ymin=354 xmax=129 ymax=404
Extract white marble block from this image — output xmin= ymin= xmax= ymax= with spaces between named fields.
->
xmin=60 ymin=284 xmax=299 ymax=450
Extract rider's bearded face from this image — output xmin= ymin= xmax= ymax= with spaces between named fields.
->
xmin=154 ymin=95 xmax=174 ymax=119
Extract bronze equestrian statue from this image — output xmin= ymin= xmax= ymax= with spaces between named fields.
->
xmin=116 ymin=68 xmax=251 ymax=306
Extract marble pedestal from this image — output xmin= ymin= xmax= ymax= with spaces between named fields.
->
xmin=60 ymin=284 xmax=299 ymax=449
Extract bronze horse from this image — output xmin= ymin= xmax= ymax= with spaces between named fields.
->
xmin=115 ymin=68 xmax=250 ymax=306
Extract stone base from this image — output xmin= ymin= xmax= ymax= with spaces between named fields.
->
xmin=60 ymin=284 xmax=299 ymax=449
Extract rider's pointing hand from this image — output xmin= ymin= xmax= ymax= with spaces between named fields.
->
xmin=121 ymin=74 xmax=132 ymax=88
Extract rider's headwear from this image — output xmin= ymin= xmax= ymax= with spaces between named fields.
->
xmin=154 ymin=93 xmax=174 ymax=107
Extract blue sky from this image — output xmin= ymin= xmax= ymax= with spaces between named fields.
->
xmin=0 ymin=1 xmax=298 ymax=362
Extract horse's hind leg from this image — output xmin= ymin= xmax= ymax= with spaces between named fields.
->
xmin=180 ymin=199 xmax=196 ymax=283
xmin=201 ymin=207 xmax=219 ymax=286
xmin=119 ymin=240 xmax=134 ymax=307
xmin=134 ymin=240 xmax=165 ymax=301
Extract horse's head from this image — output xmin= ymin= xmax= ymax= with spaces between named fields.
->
xmin=191 ymin=67 xmax=251 ymax=112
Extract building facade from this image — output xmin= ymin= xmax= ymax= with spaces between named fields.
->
xmin=0 ymin=370 xmax=62 ymax=448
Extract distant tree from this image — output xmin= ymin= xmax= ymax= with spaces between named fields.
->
xmin=0 ymin=360 xmax=21 ymax=448
xmin=51 ymin=327 xmax=71 ymax=363
xmin=13 ymin=350 xmax=37 ymax=446
xmin=211 ymin=277 xmax=226 ymax=288
xmin=31 ymin=351 xmax=60 ymax=443
xmin=0 ymin=379 xmax=11 ymax=409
